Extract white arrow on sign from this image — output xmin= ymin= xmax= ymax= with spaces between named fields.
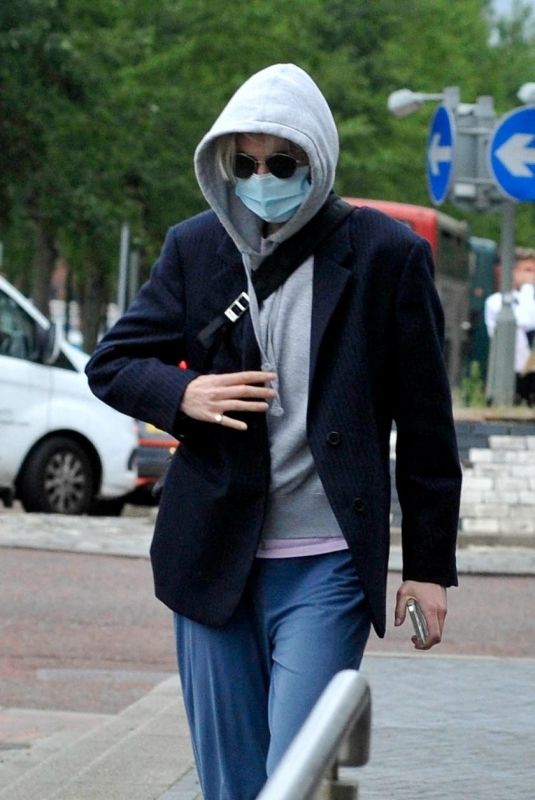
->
xmin=495 ymin=133 xmax=535 ymax=177
xmin=428 ymin=133 xmax=452 ymax=176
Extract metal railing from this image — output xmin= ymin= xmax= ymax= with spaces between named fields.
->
xmin=256 ymin=670 xmax=371 ymax=800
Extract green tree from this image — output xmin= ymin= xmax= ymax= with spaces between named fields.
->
xmin=2 ymin=0 xmax=535 ymax=350
xmin=0 ymin=0 xmax=82 ymax=307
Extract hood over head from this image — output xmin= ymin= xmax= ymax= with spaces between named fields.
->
xmin=194 ymin=63 xmax=339 ymax=256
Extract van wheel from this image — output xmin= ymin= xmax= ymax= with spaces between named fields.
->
xmin=18 ymin=437 xmax=95 ymax=514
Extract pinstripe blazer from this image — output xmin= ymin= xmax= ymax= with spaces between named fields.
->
xmin=85 ymin=205 xmax=461 ymax=637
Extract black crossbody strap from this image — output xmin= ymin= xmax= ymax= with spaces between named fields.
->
xmin=196 ymin=291 xmax=251 ymax=351
xmin=196 ymin=194 xmax=354 ymax=351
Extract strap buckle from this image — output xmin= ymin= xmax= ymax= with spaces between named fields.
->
xmin=224 ymin=291 xmax=250 ymax=323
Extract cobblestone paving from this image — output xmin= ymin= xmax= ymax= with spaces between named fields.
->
xmin=353 ymin=654 xmax=535 ymax=800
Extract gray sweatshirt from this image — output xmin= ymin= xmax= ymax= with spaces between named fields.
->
xmin=194 ymin=63 xmax=343 ymax=542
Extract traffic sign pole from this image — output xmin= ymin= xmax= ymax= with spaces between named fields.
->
xmin=485 ymin=202 xmax=517 ymax=406
xmin=117 ymin=222 xmax=130 ymax=315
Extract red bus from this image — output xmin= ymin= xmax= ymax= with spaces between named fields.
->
xmin=344 ymin=198 xmax=470 ymax=386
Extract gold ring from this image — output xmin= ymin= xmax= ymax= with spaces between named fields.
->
xmin=214 ymin=413 xmax=224 ymax=424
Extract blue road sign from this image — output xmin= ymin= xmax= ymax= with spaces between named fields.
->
xmin=426 ymin=105 xmax=455 ymax=205
xmin=489 ymin=106 xmax=535 ymax=201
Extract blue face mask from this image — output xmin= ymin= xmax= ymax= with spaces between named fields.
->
xmin=234 ymin=166 xmax=311 ymax=223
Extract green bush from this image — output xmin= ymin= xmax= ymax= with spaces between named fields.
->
xmin=460 ymin=361 xmax=486 ymax=408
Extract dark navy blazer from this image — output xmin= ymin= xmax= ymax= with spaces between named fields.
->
xmin=85 ymin=205 xmax=461 ymax=637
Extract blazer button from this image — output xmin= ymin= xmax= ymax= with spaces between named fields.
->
xmin=326 ymin=431 xmax=342 ymax=447
xmin=353 ymin=497 xmax=365 ymax=512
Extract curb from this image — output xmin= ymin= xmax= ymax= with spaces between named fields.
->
xmin=0 ymin=678 xmax=198 ymax=800
xmin=1 ymin=514 xmax=535 ymax=575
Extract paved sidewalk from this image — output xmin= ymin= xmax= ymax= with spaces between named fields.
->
xmin=1 ymin=510 xmax=534 ymax=799
xmin=2 ymin=654 xmax=534 ymax=800
xmin=356 ymin=654 xmax=535 ymax=799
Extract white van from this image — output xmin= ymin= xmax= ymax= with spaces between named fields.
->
xmin=0 ymin=275 xmax=137 ymax=514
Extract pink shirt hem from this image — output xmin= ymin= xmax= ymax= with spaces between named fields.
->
xmin=255 ymin=536 xmax=348 ymax=559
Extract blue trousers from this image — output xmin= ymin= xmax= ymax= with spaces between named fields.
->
xmin=174 ymin=550 xmax=371 ymax=800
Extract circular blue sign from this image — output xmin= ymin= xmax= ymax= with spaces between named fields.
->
xmin=426 ymin=105 xmax=455 ymax=205
xmin=489 ymin=106 xmax=535 ymax=201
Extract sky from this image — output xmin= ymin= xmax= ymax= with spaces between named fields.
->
xmin=493 ymin=0 xmax=535 ymax=16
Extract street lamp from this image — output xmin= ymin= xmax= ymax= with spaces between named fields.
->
xmin=517 ymin=82 xmax=535 ymax=104
xmin=386 ymin=86 xmax=466 ymax=117
xmin=387 ymin=88 xmax=445 ymax=117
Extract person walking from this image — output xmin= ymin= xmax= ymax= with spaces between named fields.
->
xmin=86 ymin=63 xmax=461 ymax=800
xmin=485 ymin=247 xmax=535 ymax=404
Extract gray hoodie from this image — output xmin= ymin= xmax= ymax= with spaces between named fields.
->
xmin=194 ymin=63 xmax=344 ymax=543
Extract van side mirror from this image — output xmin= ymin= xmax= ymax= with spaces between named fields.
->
xmin=41 ymin=320 xmax=62 ymax=365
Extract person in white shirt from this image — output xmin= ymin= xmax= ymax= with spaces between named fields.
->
xmin=485 ymin=248 xmax=535 ymax=402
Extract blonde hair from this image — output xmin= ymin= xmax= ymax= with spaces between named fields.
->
xmin=215 ymin=134 xmax=237 ymax=182
xmin=214 ymin=133 xmax=307 ymax=182
xmin=515 ymin=246 xmax=535 ymax=262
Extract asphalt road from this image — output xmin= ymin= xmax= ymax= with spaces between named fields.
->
xmin=1 ymin=545 xmax=534 ymax=717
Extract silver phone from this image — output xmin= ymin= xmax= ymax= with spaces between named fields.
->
xmin=406 ymin=598 xmax=429 ymax=648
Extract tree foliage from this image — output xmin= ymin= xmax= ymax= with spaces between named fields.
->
xmin=1 ymin=0 xmax=534 ymax=348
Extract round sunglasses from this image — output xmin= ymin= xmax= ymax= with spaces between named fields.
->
xmin=233 ymin=152 xmax=306 ymax=180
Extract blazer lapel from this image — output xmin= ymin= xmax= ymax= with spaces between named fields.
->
xmin=309 ymin=222 xmax=354 ymax=382
xmin=212 ymin=235 xmax=246 ymax=293
xmin=196 ymin=232 xmax=246 ymax=327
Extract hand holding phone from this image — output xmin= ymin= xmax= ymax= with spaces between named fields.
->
xmin=406 ymin=598 xmax=429 ymax=649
